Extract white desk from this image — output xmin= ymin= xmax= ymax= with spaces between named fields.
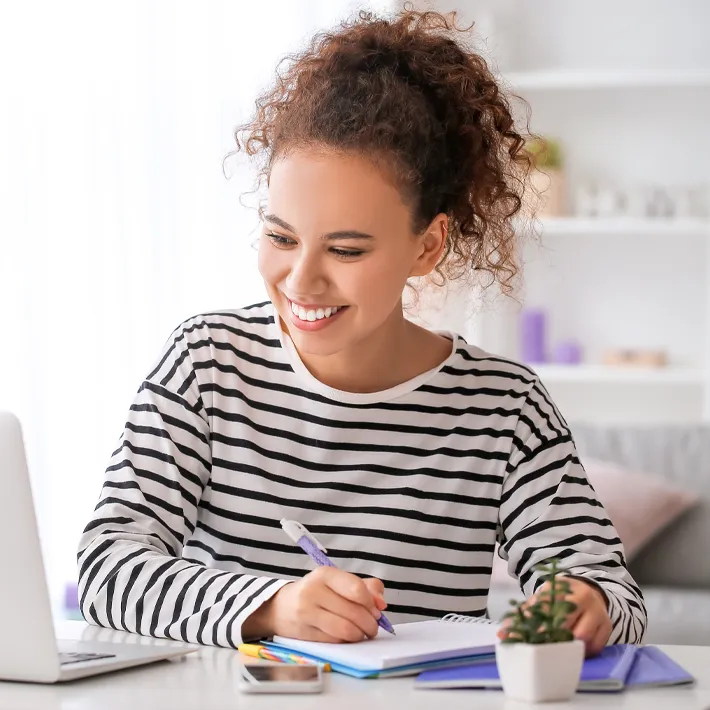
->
xmin=0 ymin=621 xmax=708 ymax=710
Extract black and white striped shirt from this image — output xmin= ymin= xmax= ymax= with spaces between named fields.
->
xmin=77 ymin=302 xmax=647 ymax=648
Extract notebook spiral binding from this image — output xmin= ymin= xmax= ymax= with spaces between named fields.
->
xmin=441 ymin=613 xmax=496 ymax=625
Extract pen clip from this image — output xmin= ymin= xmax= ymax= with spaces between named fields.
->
xmin=280 ymin=518 xmax=328 ymax=553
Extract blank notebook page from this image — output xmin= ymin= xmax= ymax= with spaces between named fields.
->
xmin=271 ymin=619 xmax=500 ymax=671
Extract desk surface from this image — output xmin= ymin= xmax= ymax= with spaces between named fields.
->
xmin=0 ymin=621 xmax=708 ymax=710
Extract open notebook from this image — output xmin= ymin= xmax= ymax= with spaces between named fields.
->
xmin=415 ymin=644 xmax=695 ymax=692
xmin=265 ymin=614 xmax=500 ymax=678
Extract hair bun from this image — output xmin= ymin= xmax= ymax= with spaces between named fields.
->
xmin=231 ymin=6 xmax=533 ymax=296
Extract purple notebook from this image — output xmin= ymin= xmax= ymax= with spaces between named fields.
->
xmin=415 ymin=645 xmax=694 ymax=692
xmin=625 ymin=646 xmax=695 ymax=688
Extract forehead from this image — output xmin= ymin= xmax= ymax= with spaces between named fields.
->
xmin=266 ymin=149 xmax=412 ymax=232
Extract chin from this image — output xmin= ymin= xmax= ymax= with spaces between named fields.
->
xmin=286 ymin=327 xmax=352 ymax=358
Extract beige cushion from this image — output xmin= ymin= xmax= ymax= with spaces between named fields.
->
xmin=491 ymin=457 xmax=699 ymax=586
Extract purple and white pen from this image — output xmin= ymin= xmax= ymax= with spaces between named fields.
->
xmin=280 ymin=518 xmax=396 ymax=635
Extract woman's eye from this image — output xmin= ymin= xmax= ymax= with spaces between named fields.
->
xmin=331 ymin=248 xmax=365 ymax=259
xmin=266 ymin=232 xmax=364 ymax=259
xmin=266 ymin=232 xmax=295 ymax=247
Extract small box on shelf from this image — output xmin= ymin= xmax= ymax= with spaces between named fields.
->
xmin=602 ymin=349 xmax=668 ymax=368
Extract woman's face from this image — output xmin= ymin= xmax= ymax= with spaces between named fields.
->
xmin=258 ymin=149 xmax=445 ymax=358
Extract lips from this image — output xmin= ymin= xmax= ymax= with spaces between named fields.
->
xmin=288 ymin=299 xmax=346 ymax=323
xmin=281 ymin=296 xmax=350 ymax=333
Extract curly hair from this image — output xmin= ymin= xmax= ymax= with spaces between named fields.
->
xmin=229 ymin=5 xmax=533 ymax=295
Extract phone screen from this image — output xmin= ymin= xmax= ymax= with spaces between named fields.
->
xmin=243 ymin=665 xmax=321 ymax=683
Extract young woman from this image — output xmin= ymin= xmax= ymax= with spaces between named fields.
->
xmin=78 ymin=8 xmax=646 ymax=655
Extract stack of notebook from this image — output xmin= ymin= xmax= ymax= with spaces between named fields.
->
xmin=266 ymin=615 xmax=695 ymax=691
xmin=264 ymin=616 xmax=500 ymax=678
xmin=415 ymin=644 xmax=695 ymax=691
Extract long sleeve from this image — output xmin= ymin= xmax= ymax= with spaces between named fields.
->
xmin=496 ymin=379 xmax=647 ymax=645
xmin=77 ymin=319 xmax=291 ymax=647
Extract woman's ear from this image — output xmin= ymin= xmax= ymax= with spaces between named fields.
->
xmin=409 ymin=213 xmax=448 ymax=277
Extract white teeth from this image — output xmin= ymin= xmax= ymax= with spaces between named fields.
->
xmin=289 ymin=301 xmax=342 ymax=321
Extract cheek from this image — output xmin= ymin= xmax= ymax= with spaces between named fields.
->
xmin=257 ymin=240 xmax=284 ymax=284
xmin=348 ymin=253 xmax=413 ymax=308
xmin=257 ymin=248 xmax=269 ymax=281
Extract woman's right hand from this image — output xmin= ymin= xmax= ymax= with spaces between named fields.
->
xmin=242 ymin=566 xmax=388 ymax=643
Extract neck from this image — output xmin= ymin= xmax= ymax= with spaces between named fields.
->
xmin=283 ymin=306 xmax=451 ymax=394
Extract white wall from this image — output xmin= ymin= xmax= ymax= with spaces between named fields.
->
xmin=512 ymin=1 xmax=710 ymax=73
xmin=0 ymin=0 xmax=388 ymax=616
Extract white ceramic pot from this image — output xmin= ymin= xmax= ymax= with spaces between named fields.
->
xmin=495 ymin=639 xmax=585 ymax=703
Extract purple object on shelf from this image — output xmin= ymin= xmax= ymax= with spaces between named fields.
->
xmin=64 ymin=581 xmax=79 ymax=611
xmin=553 ymin=340 xmax=582 ymax=364
xmin=520 ymin=309 xmax=546 ymax=363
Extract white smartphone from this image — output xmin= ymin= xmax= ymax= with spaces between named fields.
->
xmin=237 ymin=662 xmax=325 ymax=694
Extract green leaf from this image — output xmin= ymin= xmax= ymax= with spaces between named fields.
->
xmin=496 ymin=557 xmax=579 ymax=644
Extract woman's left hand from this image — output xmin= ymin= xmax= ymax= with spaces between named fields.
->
xmin=497 ymin=577 xmax=613 ymax=657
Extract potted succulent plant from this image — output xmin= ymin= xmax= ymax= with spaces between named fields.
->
xmin=496 ymin=559 xmax=584 ymax=703
xmin=526 ymin=136 xmax=565 ymax=218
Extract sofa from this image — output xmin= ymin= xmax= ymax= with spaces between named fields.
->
xmin=487 ymin=423 xmax=710 ymax=646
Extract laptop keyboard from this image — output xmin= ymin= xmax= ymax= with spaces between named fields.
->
xmin=59 ymin=651 xmax=117 ymax=666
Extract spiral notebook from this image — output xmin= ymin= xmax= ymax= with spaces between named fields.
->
xmin=265 ymin=614 xmax=500 ymax=678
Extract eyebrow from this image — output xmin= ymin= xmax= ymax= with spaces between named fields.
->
xmin=263 ymin=213 xmax=375 ymax=241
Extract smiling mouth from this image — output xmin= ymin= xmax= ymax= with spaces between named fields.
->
xmin=288 ymin=299 xmax=348 ymax=323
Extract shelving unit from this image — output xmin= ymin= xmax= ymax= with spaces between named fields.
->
xmin=536 ymin=218 xmax=709 ymax=238
xmin=533 ymin=364 xmax=706 ymax=385
xmin=448 ymin=0 xmax=710 ymax=424
xmin=505 ymin=69 xmax=710 ymax=91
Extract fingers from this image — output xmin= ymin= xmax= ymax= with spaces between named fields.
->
xmin=533 ymin=578 xmax=590 ymax=622
xmin=570 ymin=611 xmax=600 ymax=647
xmin=562 ymin=604 xmax=584 ymax=630
xmin=503 ymin=577 xmax=612 ymax=655
xmin=570 ymin=612 xmax=611 ymax=657
xmin=323 ymin=568 xmax=379 ymax=609
xmin=363 ymin=578 xmax=387 ymax=610
xmin=570 ymin=606 xmax=612 ymax=657
xmin=269 ymin=569 xmax=390 ymax=643
xmin=363 ymin=577 xmax=384 ymax=596
xmin=309 ymin=606 xmax=374 ymax=643
xmin=298 ymin=623 xmax=347 ymax=644
xmin=306 ymin=568 xmax=383 ymax=641
xmin=540 ymin=577 xmax=612 ymax=655
xmin=589 ymin=622 xmax=612 ymax=657
xmin=318 ymin=584 xmax=380 ymax=640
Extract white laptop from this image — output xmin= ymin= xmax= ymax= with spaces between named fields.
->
xmin=0 ymin=411 xmax=197 ymax=682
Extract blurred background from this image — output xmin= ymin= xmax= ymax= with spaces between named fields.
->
xmin=417 ymin=0 xmax=710 ymax=425
xmin=1 ymin=0 xmax=709 ymax=642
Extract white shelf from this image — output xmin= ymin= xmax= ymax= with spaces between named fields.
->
xmin=536 ymin=218 xmax=709 ymax=237
xmin=532 ymin=365 xmax=706 ymax=385
xmin=504 ymin=69 xmax=710 ymax=91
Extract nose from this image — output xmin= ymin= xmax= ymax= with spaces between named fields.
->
xmin=284 ymin=249 xmax=328 ymax=296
